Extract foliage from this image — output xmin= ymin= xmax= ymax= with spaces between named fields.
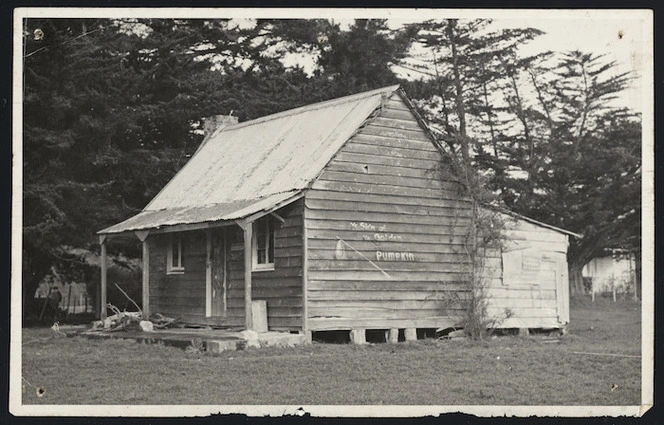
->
xmin=404 ymin=19 xmax=641 ymax=296
xmin=21 ymin=18 xmax=412 ymax=318
xmin=21 ymin=16 xmax=641 ymax=320
xmin=443 ymin=141 xmax=510 ymax=340
xmin=482 ymin=51 xmax=641 ymax=294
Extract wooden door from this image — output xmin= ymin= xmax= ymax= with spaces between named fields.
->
xmin=211 ymin=228 xmax=227 ymax=317
xmin=543 ymin=257 xmax=569 ymax=325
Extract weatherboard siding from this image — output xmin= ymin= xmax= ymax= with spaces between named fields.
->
xmin=485 ymin=217 xmax=569 ymax=328
xmin=147 ymin=201 xmax=304 ymax=330
xmin=148 ymin=230 xmax=208 ymax=318
xmin=226 ymin=200 xmax=304 ymax=330
xmin=304 ymin=94 xmax=473 ymax=331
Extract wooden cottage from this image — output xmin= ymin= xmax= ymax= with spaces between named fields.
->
xmin=98 ymin=85 xmax=577 ymax=341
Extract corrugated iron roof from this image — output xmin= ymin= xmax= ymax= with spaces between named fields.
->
xmin=100 ymin=191 xmax=302 ymax=234
xmin=100 ymin=85 xmax=400 ymax=234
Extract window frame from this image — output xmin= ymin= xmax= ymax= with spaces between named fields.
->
xmin=252 ymin=216 xmax=275 ymax=272
xmin=166 ymin=234 xmax=185 ymax=274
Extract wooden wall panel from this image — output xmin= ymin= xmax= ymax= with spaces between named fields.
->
xmin=304 ymin=93 xmax=472 ymax=331
xmin=147 ymin=200 xmax=304 ymax=331
xmin=225 ymin=199 xmax=304 ymax=331
xmin=485 ymin=214 xmax=570 ymax=328
xmin=148 ymin=230 xmax=207 ymax=318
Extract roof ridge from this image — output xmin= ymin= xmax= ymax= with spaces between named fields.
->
xmin=216 ymin=84 xmax=400 ymax=134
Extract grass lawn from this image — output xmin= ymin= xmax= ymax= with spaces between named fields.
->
xmin=21 ymin=296 xmax=641 ymax=405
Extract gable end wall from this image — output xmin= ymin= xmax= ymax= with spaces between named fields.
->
xmin=303 ymin=94 xmax=474 ymax=331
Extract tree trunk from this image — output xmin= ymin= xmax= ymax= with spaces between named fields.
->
xmin=568 ymin=263 xmax=585 ymax=296
xmin=447 ymin=19 xmax=467 ymax=140
xmin=635 ymin=249 xmax=642 ymax=299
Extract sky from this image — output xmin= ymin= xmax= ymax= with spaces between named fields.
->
xmin=491 ymin=18 xmax=645 ymax=112
xmin=282 ymin=11 xmax=648 ymax=113
xmin=386 ymin=16 xmax=646 ymax=113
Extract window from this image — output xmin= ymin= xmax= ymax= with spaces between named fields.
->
xmin=252 ymin=216 xmax=275 ymax=271
xmin=167 ymin=234 xmax=185 ymax=274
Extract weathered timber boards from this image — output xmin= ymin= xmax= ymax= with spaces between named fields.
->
xmin=228 ymin=256 xmax=303 ymax=268
xmin=150 ymin=288 xmax=206 ymax=298
xmin=300 ymin=93 xmax=478 ymax=330
xmin=222 ymin=306 xmax=303 ymax=317
xmin=325 ymin=161 xmax=442 ymax=180
xmin=155 ymin=294 xmax=302 ymax=305
xmin=307 ymin=198 xmax=470 ymax=217
xmin=308 ymin=244 xmax=467 ymax=257
xmin=307 ymin=270 xmax=495 ymax=281
xmin=308 ymin=300 xmax=465 ymax=310
xmin=342 ymin=142 xmax=440 ymax=161
xmin=308 ymin=248 xmax=469 ymax=263
xmin=385 ymin=96 xmax=411 ymax=110
xmin=309 ymin=308 xmax=464 ymax=320
xmin=226 ymin=294 xmax=303 ymax=306
xmin=226 ymin=280 xmax=302 ymax=290
xmin=351 ymin=133 xmax=436 ymax=151
xmin=152 ymin=298 xmax=207 ymax=308
xmin=502 ymin=242 xmax=568 ymax=254
xmin=306 ymin=209 xmax=471 ymax=226
xmin=307 ymin=229 xmax=468 ymax=247
xmin=307 ymin=317 xmax=459 ymax=331
xmin=369 ymin=116 xmax=424 ymax=131
xmin=302 ymin=203 xmax=309 ymax=331
xmin=151 ymin=273 xmax=207 ymax=283
xmin=227 ymin=200 xmax=304 ymax=328
xmin=360 ymin=124 xmax=430 ymax=142
xmin=308 ymin=236 xmax=468 ymax=250
xmin=317 ymin=170 xmax=453 ymax=191
xmin=227 ymin=266 xmax=303 ymax=277
xmin=308 ymin=280 xmax=474 ymax=291
xmin=484 ymin=287 xmax=557 ymax=300
xmin=306 ymin=220 xmax=470 ymax=236
xmin=308 ymin=260 xmax=501 ymax=274
xmin=270 ymin=226 xmax=303 ymax=239
xmin=149 ymin=231 xmax=208 ymax=317
xmin=504 ymin=230 xmax=568 ymax=243
xmin=379 ymin=107 xmax=419 ymax=120
xmin=308 ymin=290 xmax=469 ymax=301
xmin=306 ymin=189 xmax=471 ymax=208
xmin=271 ymin=246 xmax=304 ymax=257
xmin=487 ymin=297 xmax=558 ymax=309
xmin=333 ymin=152 xmax=440 ymax=171
xmin=275 ymin=236 xmax=305 ymax=249
xmin=311 ymin=181 xmax=459 ymax=200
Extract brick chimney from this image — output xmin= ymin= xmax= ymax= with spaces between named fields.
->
xmin=203 ymin=114 xmax=239 ymax=139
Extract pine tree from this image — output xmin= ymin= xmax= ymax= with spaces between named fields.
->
xmin=403 ymin=19 xmax=543 ymax=161
xmin=21 ymin=18 xmax=330 ymax=318
xmin=21 ymin=17 xmax=415 ymax=319
xmin=489 ymin=51 xmax=638 ymax=294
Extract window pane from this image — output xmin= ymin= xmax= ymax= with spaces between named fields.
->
xmin=268 ymin=222 xmax=274 ymax=263
xmin=179 ymin=237 xmax=184 ymax=268
xmin=257 ymin=248 xmax=266 ymax=264
xmin=254 ymin=218 xmax=275 ymax=266
xmin=172 ymin=238 xmax=180 ymax=267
